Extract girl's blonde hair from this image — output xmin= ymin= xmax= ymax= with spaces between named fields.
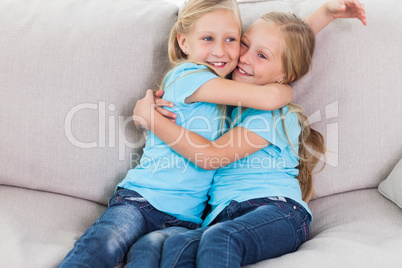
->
xmin=261 ymin=12 xmax=325 ymax=202
xmin=168 ymin=0 xmax=242 ymax=63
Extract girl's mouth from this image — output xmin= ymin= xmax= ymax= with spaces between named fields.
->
xmin=207 ymin=62 xmax=227 ymax=68
xmin=235 ymin=66 xmax=252 ymax=76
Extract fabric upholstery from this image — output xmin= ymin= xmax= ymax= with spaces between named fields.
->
xmin=0 ymin=185 xmax=106 ymax=268
xmin=0 ymin=0 xmax=177 ymax=204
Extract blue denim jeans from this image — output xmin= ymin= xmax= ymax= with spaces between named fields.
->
xmin=126 ymin=226 xmax=189 ymax=268
xmin=161 ymin=197 xmax=310 ymax=268
xmin=58 ymin=188 xmax=198 ymax=268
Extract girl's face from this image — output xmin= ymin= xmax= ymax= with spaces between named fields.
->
xmin=232 ymin=20 xmax=284 ymax=85
xmin=177 ymin=9 xmax=241 ymax=77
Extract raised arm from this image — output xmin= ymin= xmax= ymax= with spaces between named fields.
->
xmin=134 ymin=90 xmax=269 ymax=170
xmin=305 ymin=0 xmax=366 ymax=35
xmin=185 ymin=78 xmax=292 ymax=111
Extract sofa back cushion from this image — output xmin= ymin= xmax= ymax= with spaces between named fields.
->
xmin=0 ymin=0 xmax=178 ymax=204
xmin=1 ymin=0 xmax=401 ymax=204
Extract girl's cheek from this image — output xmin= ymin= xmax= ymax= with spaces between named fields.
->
xmin=229 ymin=44 xmax=240 ymax=56
xmin=198 ymin=44 xmax=211 ymax=57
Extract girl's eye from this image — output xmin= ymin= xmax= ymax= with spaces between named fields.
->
xmin=241 ymin=41 xmax=248 ymax=48
xmin=258 ymin=53 xmax=267 ymax=59
xmin=226 ymin=37 xmax=235 ymax=42
xmin=203 ymin=36 xmax=213 ymax=41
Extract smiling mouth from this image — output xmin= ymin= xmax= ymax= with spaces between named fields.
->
xmin=236 ymin=66 xmax=252 ymax=76
xmin=207 ymin=62 xmax=227 ymax=68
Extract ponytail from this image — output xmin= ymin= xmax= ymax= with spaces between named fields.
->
xmin=281 ymin=104 xmax=326 ymax=202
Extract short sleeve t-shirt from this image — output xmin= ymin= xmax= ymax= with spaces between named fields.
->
xmin=118 ymin=63 xmax=222 ymax=224
xmin=202 ymin=106 xmax=312 ymax=227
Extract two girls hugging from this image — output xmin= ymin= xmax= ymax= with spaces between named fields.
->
xmin=59 ymin=0 xmax=366 ymax=267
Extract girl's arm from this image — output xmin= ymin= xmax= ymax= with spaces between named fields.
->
xmin=134 ymin=90 xmax=270 ymax=170
xmin=185 ymin=78 xmax=292 ymax=111
xmin=305 ymin=0 xmax=366 ymax=35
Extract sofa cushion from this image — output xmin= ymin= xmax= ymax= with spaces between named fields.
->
xmin=243 ymin=189 xmax=402 ymax=267
xmin=0 ymin=185 xmax=106 ymax=268
xmin=379 ymin=157 xmax=402 ymax=209
xmin=2 ymin=187 xmax=401 ymax=268
xmin=0 ymin=0 xmax=178 ymax=204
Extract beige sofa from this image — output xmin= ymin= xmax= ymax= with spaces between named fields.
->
xmin=1 ymin=0 xmax=402 ymax=267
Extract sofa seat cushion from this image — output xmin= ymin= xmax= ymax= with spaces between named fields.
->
xmin=0 ymin=185 xmax=106 ymax=268
xmin=2 ymin=186 xmax=401 ymax=268
xmin=244 ymin=189 xmax=402 ymax=267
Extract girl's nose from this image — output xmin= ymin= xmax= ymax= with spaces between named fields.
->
xmin=239 ymin=49 xmax=251 ymax=65
xmin=212 ymin=42 xmax=225 ymax=57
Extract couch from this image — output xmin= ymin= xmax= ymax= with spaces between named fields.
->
xmin=1 ymin=0 xmax=402 ymax=267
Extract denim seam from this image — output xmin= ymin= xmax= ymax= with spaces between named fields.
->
xmin=225 ymin=215 xmax=292 ymax=267
xmin=225 ymin=225 xmax=257 ymax=267
xmin=170 ymin=237 xmax=200 ymax=268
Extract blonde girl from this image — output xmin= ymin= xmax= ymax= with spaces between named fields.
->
xmin=133 ymin=2 xmax=366 ymax=267
xmin=58 ymin=0 xmax=294 ymax=266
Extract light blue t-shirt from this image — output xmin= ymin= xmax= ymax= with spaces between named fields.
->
xmin=202 ymin=106 xmax=312 ymax=227
xmin=118 ymin=63 xmax=222 ymax=224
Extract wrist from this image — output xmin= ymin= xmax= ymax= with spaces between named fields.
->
xmin=324 ymin=3 xmax=336 ymax=22
xmin=149 ymin=109 xmax=166 ymax=132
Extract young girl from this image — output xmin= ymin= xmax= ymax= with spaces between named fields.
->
xmin=58 ymin=0 xmax=293 ymax=267
xmin=133 ymin=3 xmax=366 ymax=267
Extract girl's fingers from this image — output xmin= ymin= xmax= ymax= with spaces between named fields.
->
xmin=359 ymin=2 xmax=367 ymax=25
xmin=154 ymin=89 xmax=164 ymax=99
xmin=345 ymin=0 xmax=366 ymax=25
xmin=156 ymin=107 xmax=177 ymax=119
xmin=155 ymin=98 xmax=174 ymax=108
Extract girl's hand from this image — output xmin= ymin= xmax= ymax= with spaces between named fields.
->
xmin=153 ymin=90 xmax=177 ymax=122
xmin=133 ymin=90 xmax=156 ymax=131
xmin=327 ymin=0 xmax=367 ymax=25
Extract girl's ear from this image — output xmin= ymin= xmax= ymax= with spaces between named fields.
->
xmin=177 ymin=32 xmax=188 ymax=55
xmin=289 ymin=74 xmax=296 ymax=83
xmin=279 ymin=74 xmax=296 ymax=84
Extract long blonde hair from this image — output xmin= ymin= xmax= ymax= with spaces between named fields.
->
xmin=261 ymin=12 xmax=325 ymax=202
xmin=168 ymin=0 xmax=242 ymax=63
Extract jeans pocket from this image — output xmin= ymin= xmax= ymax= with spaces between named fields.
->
xmin=112 ymin=189 xmax=154 ymax=210
xmin=246 ymin=199 xmax=267 ymax=207
xmin=163 ymin=218 xmax=199 ymax=230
